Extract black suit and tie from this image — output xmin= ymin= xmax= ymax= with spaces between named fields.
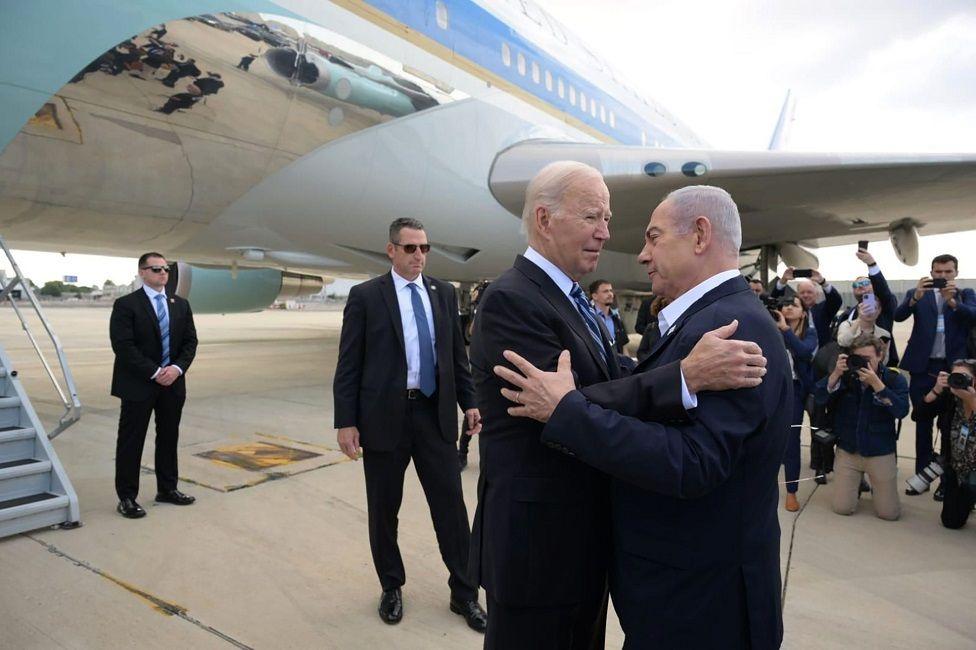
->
xmin=110 ymin=287 xmax=197 ymax=501
xmin=469 ymin=254 xmax=685 ymax=649
xmin=333 ymin=270 xmax=478 ymax=601
xmin=542 ymin=275 xmax=791 ymax=649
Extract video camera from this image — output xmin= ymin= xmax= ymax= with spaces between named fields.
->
xmin=761 ymin=296 xmax=794 ymax=322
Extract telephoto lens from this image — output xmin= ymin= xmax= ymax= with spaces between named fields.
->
xmin=905 ymin=458 xmax=944 ymax=494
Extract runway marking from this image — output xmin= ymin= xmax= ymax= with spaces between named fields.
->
xmin=25 ymin=534 xmax=254 ymax=650
xmin=255 ymin=431 xmax=340 ymax=452
xmin=195 ymin=441 xmax=321 ymax=471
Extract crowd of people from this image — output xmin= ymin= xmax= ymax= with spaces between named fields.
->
xmin=635 ymin=249 xmax=976 ymax=527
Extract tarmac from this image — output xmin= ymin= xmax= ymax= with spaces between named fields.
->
xmin=0 ymin=307 xmax=974 ymax=649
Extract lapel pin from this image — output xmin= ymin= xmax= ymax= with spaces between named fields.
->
xmin=666 ymin=325 xmax=676 ymax=336
xmin=169 ymin=298 xmax=175 ymax=304
xmin=430 ymin=285 xmax=437 ymax=291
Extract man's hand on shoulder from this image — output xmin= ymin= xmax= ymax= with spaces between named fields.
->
xmin=337 ymin=426 xmax=361 ymax=460
xmin=681 ymin=320 xmax=767 ymax=393
xmin=494 ymin=349 xmax=575 ymax=423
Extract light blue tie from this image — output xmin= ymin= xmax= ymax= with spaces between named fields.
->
xmin=408 ymin=284 xmax=436 ymax=397
xmin=154 ymin=294 xmax=170 ymax=367
xmin=570 ymin=283 xmax=608 ymax=363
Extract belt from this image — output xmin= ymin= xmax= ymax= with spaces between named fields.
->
xmin=406 ymin=389 xmax=434 ymax=400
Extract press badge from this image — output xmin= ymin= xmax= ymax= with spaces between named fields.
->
xmin=936 ymin=314 xmax=945 ymax=334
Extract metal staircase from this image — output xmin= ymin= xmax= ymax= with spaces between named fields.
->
xmin=0 ymin=237 xmax=81 ymax=537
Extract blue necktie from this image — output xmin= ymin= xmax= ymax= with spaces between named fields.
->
xmin=154 ymin=294 xmax=170 ymax=367
xmin=408 ymin=283 xmax=436 ymax=397
xmin=570 ymin=283 xmax=608 ymax=363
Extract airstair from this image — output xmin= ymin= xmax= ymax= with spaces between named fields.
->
xmin=0 ymin=237 xmax=81 ymax=537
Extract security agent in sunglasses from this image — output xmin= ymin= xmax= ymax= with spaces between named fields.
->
xmin=109 ymin=252 xmax=198 ymax=519
xmin=332 ymin=218 xmax=487 ymax=631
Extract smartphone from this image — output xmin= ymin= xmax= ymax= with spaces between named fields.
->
xmin=931 ymin=278 xmax=948 ymax=289
xmin=793 ymin=269 xmax=813 ymax=278
xmin=858 ymin=240 xmax=869 ymax=250
xmin=861 ymin=293 xmax=877 ymax=313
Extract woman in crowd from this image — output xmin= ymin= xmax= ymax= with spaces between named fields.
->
xmin=775 ymin=296 xmax=819 ymax=512
xmin=916 ymin=359 xmax=976 ymax=528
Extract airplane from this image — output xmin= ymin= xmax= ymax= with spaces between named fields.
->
xmin=2 ymin=0 xmax=975 ymax=313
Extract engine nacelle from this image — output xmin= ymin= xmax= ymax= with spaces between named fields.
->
xmin=889 ymin=220 xmax=920 ymax=266
xmin=166 ymin=263 xmax=324 ymax=313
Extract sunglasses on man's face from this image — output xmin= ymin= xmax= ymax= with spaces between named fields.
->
xmin=852 ymin=280 xmax=871 ymax=289
xmin=141 ymin=265 xmax=170 ymax=274
xmin=392 ymin=243 xmax=430 ymax=254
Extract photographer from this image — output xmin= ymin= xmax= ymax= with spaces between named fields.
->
xmin=835 ymin=247 xmax=899 ymax=365
xmin=772 ymin=267 xmax=842 ymax=347
xmin=775 ymin=296 xmax=818 ymax=512
xmin=914 ymin=360 xmax=976 ymax=528
xmin=816 ymin=334 xmax=909 ymax=520
xmin=894 ymin=254 xmax=976 ymax=494
xmin=837 ymin=295 xmax=892 ymax=365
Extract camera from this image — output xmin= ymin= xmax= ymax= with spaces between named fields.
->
xmin=858 ymin=240 xmax=869 ymax=250
xmin=793 ymin=269 xmax=813 ymax=278
xmin=906 ymin=457 xmax=944 ymax=494
xmin=843 ymin=353 xmax=870 ymax=383
xmin=948 ymin=372 xmax=973 ymax=389
xmin=761 ymin=296 xmax=793 ymax=321
xmin=928 ymin=278 xmax=948 ymax=289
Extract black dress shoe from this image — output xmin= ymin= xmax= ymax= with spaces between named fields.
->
xmin=117 ymin=498 xmax=146 ymax=519
xmin=450 ymin=597 xmax=487 ymax=633
xmin=155 ymin=490 xmax=195 ymax=505
xmin=378 ymin=588 xmax=402 ymax=624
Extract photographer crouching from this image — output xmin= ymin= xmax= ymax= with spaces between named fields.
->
xmin=913 ymin=359 xmax=976 ymax=529
xmin=815 ymin=333 xmax=909 ymax=520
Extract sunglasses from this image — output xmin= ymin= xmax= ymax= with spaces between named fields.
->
xmin=140 ymin=265 xmax=170 ymax=274
xmin=391 ymin=242 xmax=431 ymax=254
xmin=852 ymin=279 xmax=871 ymax=289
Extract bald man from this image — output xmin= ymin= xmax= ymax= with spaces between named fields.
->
xmin=468 ymin=163 xmax=768 ymax=649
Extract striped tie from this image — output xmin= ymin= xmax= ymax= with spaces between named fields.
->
xmin=154 ymin=294 xmax=170 ymax=367
xmin=569 ymin=283 xmax=608 ymax=363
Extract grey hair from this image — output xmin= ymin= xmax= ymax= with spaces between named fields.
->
xmin=389 ymin=217 xmax=425 ymax=243
xmin=661 ymin=185 xmax=742 ymax=255
xmin=520 ymin=161 xmax=603 ymax=238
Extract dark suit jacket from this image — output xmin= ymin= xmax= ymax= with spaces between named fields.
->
xmin=333 ymin=272 xmax=475 ymax=450
xmin=543 ymin=276 xmax=790 ymax=649
xmin=894 ymin=287 xmax=976 ymax=374
xmin=110 ymin=288 xmax=197 ymax=401
xmin=469 ymin=255 xmax=684 ymax=608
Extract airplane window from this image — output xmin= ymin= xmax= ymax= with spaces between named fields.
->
xmin=545 ymin=70 xmax=553 ymax=91
xmin=531 ymin=61 xmax=540 ymax=84
xmin=600 ymin=105 xmax=606 ymax=123
xmin=590 ymin=102 xmax=596 ymax=118
xmin=435 ymin=1 xmax=449 ymax=29
xmin=579 ymin=92 xmax=587 ymax=112
xmin=569 ymin=86 xmax=576 ymax=106
xmin=557 ymin=77 xmax=565 ymax=98
xmin=502 ymin=42 xmax=511 ymax=67
xmin=609 ymin=111 xmax=616 ymax=128
xmin=517 ymin=52 xmax=526 ymax=76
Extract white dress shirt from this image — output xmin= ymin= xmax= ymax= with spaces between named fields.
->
xmin=657 ymin=269 xmax=743 ymax=410
xmin=391 ymin=269 xmax=437 ymax=390
xmin=142 ymin=284 xmax=182 ymax=377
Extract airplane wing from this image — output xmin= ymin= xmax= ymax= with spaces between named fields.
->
xmin=488 ymin=141 xmax=976 ymax=259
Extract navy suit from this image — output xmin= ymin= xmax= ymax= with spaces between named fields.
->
xmin=470 ymin=255 xmax=685 ymax=650
xmin=542 ymin=276 xmax=790 ymax=649
xmin=894 ymin=286 xmax=976 ymax=473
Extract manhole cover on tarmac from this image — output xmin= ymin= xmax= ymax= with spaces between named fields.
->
xmin=195 ymin=441 xmax=321 ymax=471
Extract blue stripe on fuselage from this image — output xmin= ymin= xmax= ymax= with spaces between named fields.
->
xmin=362 ymin=0 xmax=684 ymax=147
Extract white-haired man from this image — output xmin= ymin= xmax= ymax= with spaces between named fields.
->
xmin=469 ymin=167 xmax=770 ymax=650
xmin=494 ymin=185 xmax=790 ymax=649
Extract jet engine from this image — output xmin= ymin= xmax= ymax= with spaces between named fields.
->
xmin=888 ymin=220 xmax=920 ymax=266
xmin=165 ymin=263 xmax=324 ymax=313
